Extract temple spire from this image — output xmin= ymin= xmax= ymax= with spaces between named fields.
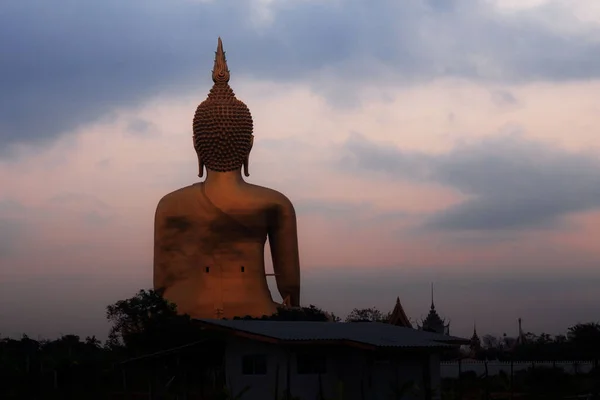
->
xmin=430 ymin=282 xmax=435 ymax=310
xmin=517 ymin=317 xmax=526 ymax=344
xmin=469 ymin=320 xmax=481 ymax=355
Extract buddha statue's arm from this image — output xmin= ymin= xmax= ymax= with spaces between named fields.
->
xmin=268 ymin=195 xmax=301 ymax=307
xmin=153 ymin=196 xmax=191 ymax=293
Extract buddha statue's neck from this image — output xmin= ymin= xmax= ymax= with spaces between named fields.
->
xmin=202 ymin=169 xmax=246 ymax=187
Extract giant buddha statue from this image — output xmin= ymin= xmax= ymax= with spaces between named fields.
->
xmin=153 ymin=38 xmax=301 ymax=319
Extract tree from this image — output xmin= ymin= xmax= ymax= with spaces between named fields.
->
xmin=554 ymin=334 xmax=567 ymax=344
xmin=535 ymin=333 xmax=553 ymax=345
xmin=345 ymin=307 xmax=390 ymax=323
xmin=481 ymin=335 xmax=499 ymax=349
xmin=328 ymin=312 xmax=342 ymax=322
xmin=567 ymin=322 xmax=600 ymax=363
xmin=105 ymin=289 xmax=200 ymax=354
xmin=84 ymin=336 xmax=101 ymax=349
xmin=234 ymin=305 xmax=333 ymax=322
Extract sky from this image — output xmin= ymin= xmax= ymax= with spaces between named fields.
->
xmin=1 ymin=0 xmax=600 ymax=341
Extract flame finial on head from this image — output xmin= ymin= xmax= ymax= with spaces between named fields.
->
xmin=212 ymin=37 xmax=230 ymax=84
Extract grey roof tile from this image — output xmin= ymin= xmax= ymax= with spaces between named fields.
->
xmin=198 ymin=319 xmax=469 ymax=348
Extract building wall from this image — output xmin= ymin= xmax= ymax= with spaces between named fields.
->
xmin=224 ymin=338 xmax=286 ymax=400
xmin=369 ymin=358 xmax=425 ymax=400
xmin=440 ymin=360 xmax=595 ymax=378
xmin=429 ymin=353 xmax=442 ymax=399
xmin=224 ymin=337 xmax=444 ymax=400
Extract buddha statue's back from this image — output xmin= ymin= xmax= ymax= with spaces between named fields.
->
xmin=153 ymin=38 xmax=300 ymax=319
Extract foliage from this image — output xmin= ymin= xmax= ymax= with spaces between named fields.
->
xmin=567 ymin=322 xmax=600 ymax=360
xmin=474 ymin=322 xmax=600 ymax=362
xmin=345 ymin=307 xmax=391 ymax=323
xmin=234 ymin=304 xmax=333 ymax=322
xmin=105 ymin=289 xmax=202 ymax=355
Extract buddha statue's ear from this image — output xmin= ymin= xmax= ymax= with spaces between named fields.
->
xmin=194 ymin=136 xmax=205 ymax=178
xmin=243 ymin=135 xmax=254 ymax=177
xmin=197 ymin=156 xmax=205 ymax=178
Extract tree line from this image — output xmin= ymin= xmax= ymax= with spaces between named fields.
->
xmin=1 ymin=289 xmax=599 ymax=397
xmin=473 ymin=324 xmax=600 ymax=364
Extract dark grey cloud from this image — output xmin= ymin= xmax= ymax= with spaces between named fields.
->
xmin=126 ymin=118 xmax=156 ymax=137
xmin=2 ymin=0 xmax=600 ymax=151
xmin=341 ymin=132 xmax=600 ymax=231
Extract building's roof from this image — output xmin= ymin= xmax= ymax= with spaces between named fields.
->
xmin=197 ymin=319 xmax=469 ymax=350
xmin=470 ymin=325 xmax=481 ymax=349
xmin=388 ymin=297 xmax=413 ymax=328
xmin=420 ymin=306 xmax=447 ymax=331
xmin=418 ymin=283 xmax=450 ymax=335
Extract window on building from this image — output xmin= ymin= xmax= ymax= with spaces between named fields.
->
xmin=242 ymin=354 xmax=267 ymax=375
xmin=296 ymin=353 xmax=327 ymax=375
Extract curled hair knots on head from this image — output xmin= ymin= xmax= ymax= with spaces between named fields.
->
xmin=192 ymin=38 xmax=254 ymax=172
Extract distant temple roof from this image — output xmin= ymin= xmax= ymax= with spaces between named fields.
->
xmin=388 ymin=297 xmax=413 ymax=328
xmin=470 ymin=323 xmax=481 ymax=349
xmin=418 ymin=283 xmax=450 ymax=335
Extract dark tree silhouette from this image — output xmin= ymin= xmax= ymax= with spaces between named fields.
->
xmin=234 ymin=304 xmax=334 ymax=321
xmin=567 ymin=322 xmax=600 ymax=364
xmin=105 ymin=289 xmax=201 ymax=355
xmin=345 ymin=307 xmax=390 ymax=322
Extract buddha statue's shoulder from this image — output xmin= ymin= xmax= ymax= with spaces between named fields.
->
xmin=155 ymin=184 xmax=200 ymax=210
xmin=155 ymin=183 xmax=294 ymax=212
xmin=244 ymin=183 xmax=295 ymax=211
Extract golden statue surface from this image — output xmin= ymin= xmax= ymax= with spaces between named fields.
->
xmin=153 ymin=38 xmax=301 ymax=319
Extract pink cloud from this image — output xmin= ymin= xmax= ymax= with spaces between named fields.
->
xmin=2 ymin=78 xmax=600 ymax=338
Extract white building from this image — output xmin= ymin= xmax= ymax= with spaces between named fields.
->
xmin=198 ymin=319 xmax=469 ymax=400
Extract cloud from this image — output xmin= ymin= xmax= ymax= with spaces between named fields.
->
xmin=295 ymin=199 xmax=373 ymax=218
xmin=491 ymin=90 xmax=519 ymax=107
xmin=45 ymin=193 xmax=118 ymax=227
xmin=0 ymin=200 xmax=28 ymax=259
xmin=1 ymin=70 xmax=600 ymax=339
xmin=341 ymin=132 xmax=600 ymax=231
xmin=0 ymin=193 xmax=119 ymax=266
xmin=126 ymin=118 xmax=158 ymax=137
xmin=3 ymin=0 xmax=600 ymax=150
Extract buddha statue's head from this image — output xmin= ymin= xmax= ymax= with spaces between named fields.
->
xmin=193 ymin=38 xmax=254 ymax=178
